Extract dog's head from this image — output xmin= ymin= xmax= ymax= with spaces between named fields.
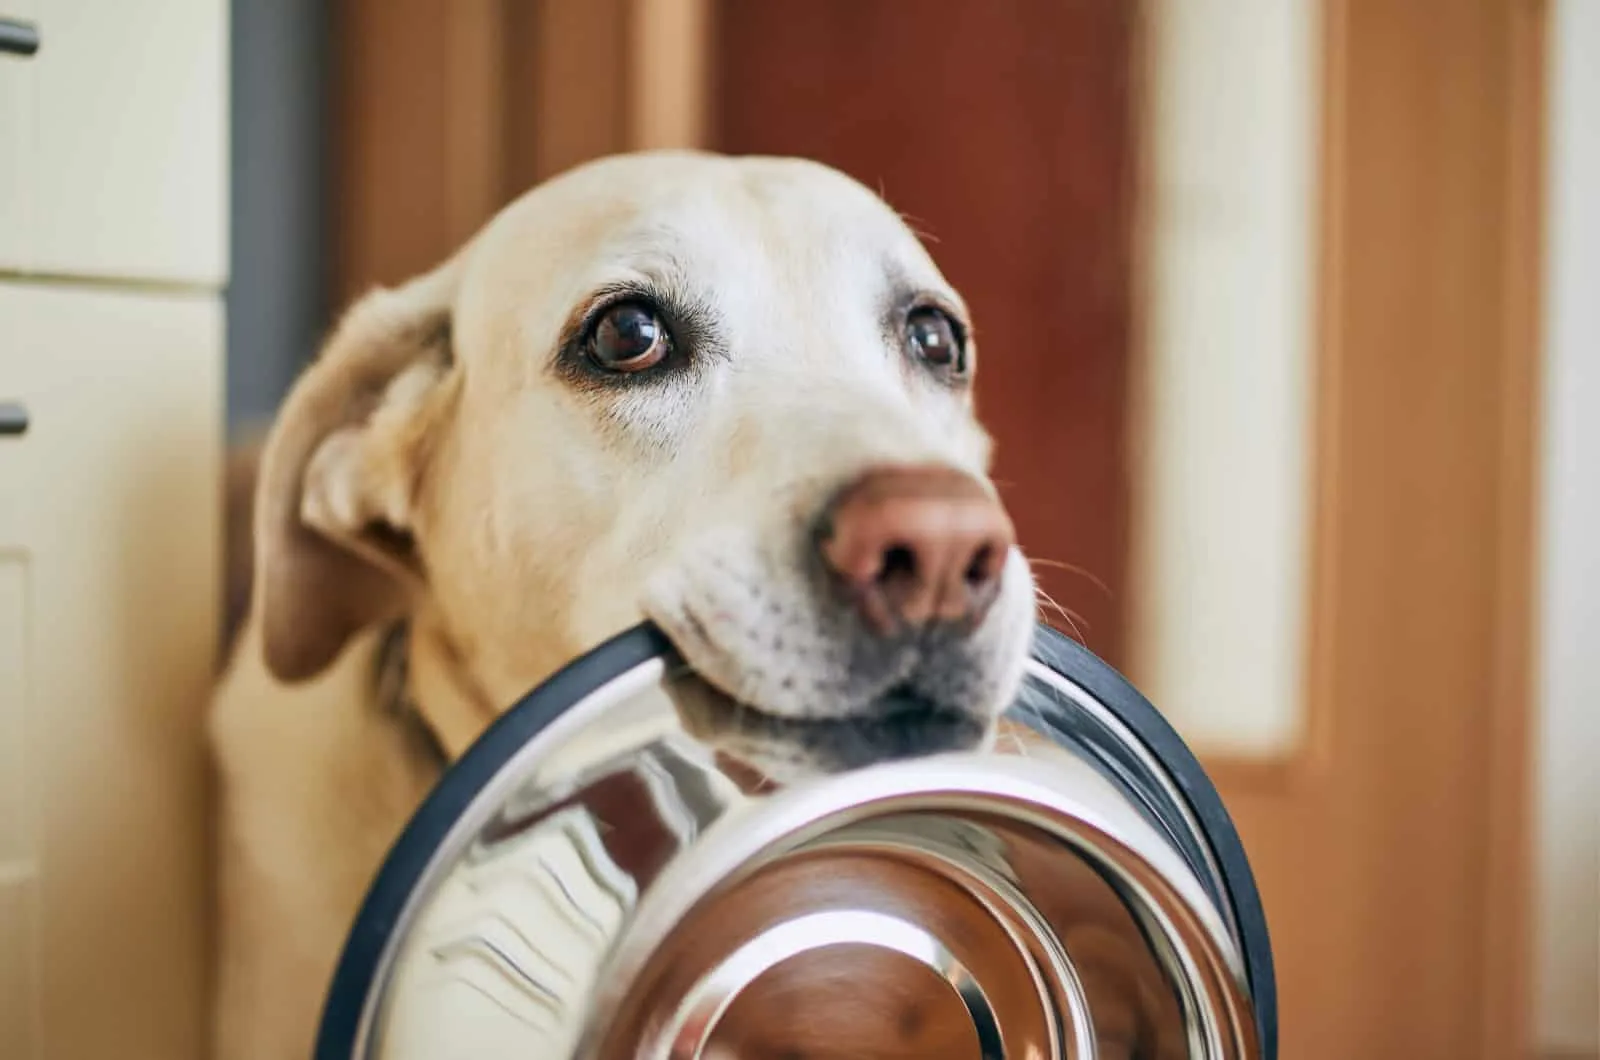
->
xmin=254 ymin=151 xmax=1037 ymax=776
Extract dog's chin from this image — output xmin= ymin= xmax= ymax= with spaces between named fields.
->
xmin=662 ymin=673 xmax=997 ymax=785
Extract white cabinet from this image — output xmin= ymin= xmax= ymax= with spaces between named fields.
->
xmin=1 ymin=0 xmax=227 ymax=284
xmin=0 ymin=0 xmax=225 ymax=1056
xmin=0 ymin=282 xmax=220 ymax=1060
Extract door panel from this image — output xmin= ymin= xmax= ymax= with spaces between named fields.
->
xmin=1128 ymin=0 xmax=1319 ymax=761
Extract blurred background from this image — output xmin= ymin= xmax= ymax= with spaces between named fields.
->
xmin=0 ymin=0 xmax=1592 ymax=1058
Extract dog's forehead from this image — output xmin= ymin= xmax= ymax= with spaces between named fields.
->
xmin=588 ymin=154 xmax=934 ymax=260
xmin=462 ymin=154 xmax=956 ymax=337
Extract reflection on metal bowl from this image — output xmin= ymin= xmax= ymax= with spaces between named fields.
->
xmin=315 ymin=623 xmax=1277 ymax=1059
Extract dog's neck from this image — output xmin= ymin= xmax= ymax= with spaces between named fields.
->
xmin=373 ymin=617 xmax=498 ymax=765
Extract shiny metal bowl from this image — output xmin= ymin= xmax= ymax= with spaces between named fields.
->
xmin=316 ymin=623 xmax=1277 ymax=1059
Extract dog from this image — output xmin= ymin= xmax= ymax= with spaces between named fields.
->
xmin=209 ymin=150 xmax=1042 ymax=1060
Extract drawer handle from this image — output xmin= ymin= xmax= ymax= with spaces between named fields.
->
xmin=0 ymin=402 xmax=28 ymax=436
xmin=0 ymin=17 xmax=39 ymax=56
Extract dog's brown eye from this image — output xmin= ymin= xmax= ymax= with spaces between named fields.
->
xmin=906 ymin=307 xmax=964 ymax=371
xmin=589 ymin=300 xmax=669 ymax=372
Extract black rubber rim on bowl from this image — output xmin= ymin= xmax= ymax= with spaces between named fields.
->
xmin=315 ymin=621 xmax=1278 ymax=1059
xmin=1026 ymin=623 xmax=1278 ymax=1058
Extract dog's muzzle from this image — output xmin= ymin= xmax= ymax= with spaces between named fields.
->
xmin=315 ymin=624 xmax=1277 ymax=1059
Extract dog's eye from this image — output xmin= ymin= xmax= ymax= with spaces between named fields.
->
xmin=906 ymin=307 xmax=965 ymax=372
xmin=588 ymin=300 xmax=670 ymax=372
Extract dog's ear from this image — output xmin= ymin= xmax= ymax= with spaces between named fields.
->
xmin=255 ymin=260 xmax=463 ymax=683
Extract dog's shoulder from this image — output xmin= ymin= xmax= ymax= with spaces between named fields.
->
xmin=210 ymin=618 xmax=443 ymax=1060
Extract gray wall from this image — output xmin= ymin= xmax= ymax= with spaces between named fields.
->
xmin=226 ymin=0 xmax=328 ymax=428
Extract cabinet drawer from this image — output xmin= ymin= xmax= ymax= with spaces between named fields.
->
xmin=0 ymin=281 xmax=220 ymax=1060
xmin=2 ymin=0 xmax=227 ymax=285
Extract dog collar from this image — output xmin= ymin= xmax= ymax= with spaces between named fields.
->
xmin=373 ymin=621 xmax=452 ymax=769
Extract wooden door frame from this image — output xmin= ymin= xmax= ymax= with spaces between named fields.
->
xmin=330 ymin=1 xmax=1545 ymax=1052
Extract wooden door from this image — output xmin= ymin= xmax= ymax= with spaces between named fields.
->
xmin=1200 ymin=4 xmax=1543 ymax=1057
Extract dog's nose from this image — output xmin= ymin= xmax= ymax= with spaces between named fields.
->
xmin=818 ymin=465 xmax=1015 ymax=633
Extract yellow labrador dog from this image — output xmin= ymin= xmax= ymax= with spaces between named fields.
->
xmin=210 ymin=151 xmax=1038 ymax=1059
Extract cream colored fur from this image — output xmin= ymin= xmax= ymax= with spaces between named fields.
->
xmin=210 ymin=151 xmax=1037 ymax=1059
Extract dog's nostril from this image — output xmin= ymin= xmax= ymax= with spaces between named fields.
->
xmin=879 ymin=544 xmax=917 ymax=585
xmin=965 ymin=544 xmax=995 ymax=587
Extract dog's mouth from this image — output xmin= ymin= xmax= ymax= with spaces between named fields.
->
xmin=664 ymin=672 xmax=991 ymax=779
xmin=641 ymin=541 xmax=1034 ymax=780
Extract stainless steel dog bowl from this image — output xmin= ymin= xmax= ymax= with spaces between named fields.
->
xmin=316 ymin=623 xmax=1277 ymax=1059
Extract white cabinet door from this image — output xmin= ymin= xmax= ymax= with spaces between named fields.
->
xmin=0 ymin=281 xmax=219 ymax=1060
xmin=29 ymin=0 xmax=227 ymax=284
xmin=0 ymin=0 xmax=40 ymax=270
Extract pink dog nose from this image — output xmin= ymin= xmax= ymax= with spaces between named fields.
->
xmin=818 ymin=466 xmax=1015 ymax=634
